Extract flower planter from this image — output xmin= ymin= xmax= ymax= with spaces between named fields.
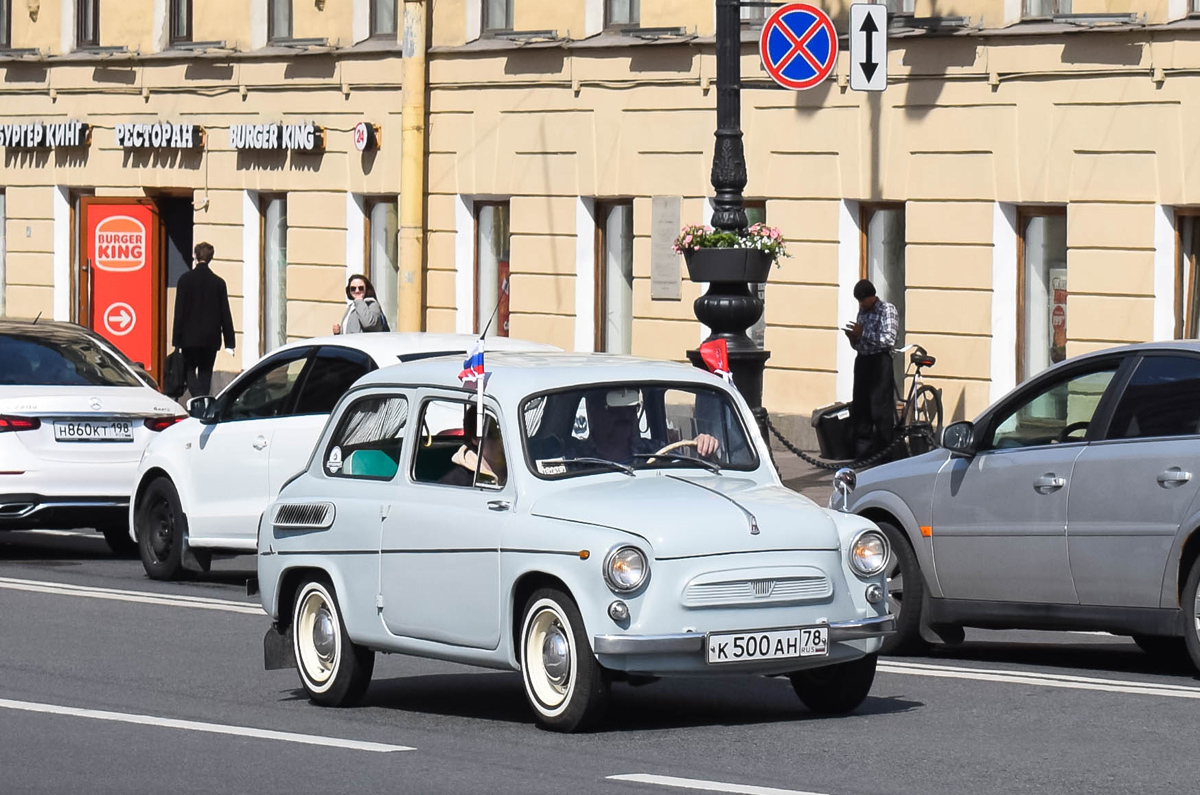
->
xmin=683 ymin=248 xmax=773 ymax=283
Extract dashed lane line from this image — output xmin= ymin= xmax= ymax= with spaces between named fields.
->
xmin=608 ymin=774 xmax=828 ymax=795
xmin=0 ymin=576 xmax=263 ymax=614
xmin=879 ymin=660 xmax=1200 ymax=699
xmin=0 ymin=698 xmax=411 ymax=753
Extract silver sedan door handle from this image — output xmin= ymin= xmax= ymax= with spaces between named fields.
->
xmin=1156 ymin=468 xmax=1193 ymax=488
xmin=487 ymin=500 xmax=511 ymax=512
xmin=1033 ymin=474 xmax=1066 ymax=494
xmin=253 ymin=435 xmax=268 ymax=450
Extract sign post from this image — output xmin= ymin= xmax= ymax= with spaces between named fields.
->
xmin=850 ymin=4 xmax=888 ymax=92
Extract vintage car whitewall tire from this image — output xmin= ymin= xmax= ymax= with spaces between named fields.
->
xmin=136 ymin=478 xmax=187 ymax=581
xmin=1182 ymin=557 xmax=1200 ymax=674
xmin=789 ymin=653 xmax=878 ymax=714
xmin=519 ymin=588 xmax=610 ymax=732
xmin=292 ymin=578 xmax=374 ymax=707
xmin=876 ymin=519 xmax=926 ymax=655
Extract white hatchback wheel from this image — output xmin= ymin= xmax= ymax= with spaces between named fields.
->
xmin=521 ymin=599 xmax=578 ymax=717
xmin=294 ymin=581 xmax=342 ymax=695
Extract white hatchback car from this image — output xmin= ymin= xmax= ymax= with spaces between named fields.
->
xmin=130 ymin=333 xmax=557 ymax=579
xmin=0 ymin=319 xmax=185 ymax=555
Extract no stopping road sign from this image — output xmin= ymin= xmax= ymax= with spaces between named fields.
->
xmin=759 ymin=3 xmax=838 ymax=91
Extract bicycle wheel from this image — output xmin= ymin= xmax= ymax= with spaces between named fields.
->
xmin=903 ymin=385 xmax=943 ymax=456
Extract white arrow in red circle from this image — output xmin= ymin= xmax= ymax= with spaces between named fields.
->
xmin=103 ymin=302 xmax=137 ymax=337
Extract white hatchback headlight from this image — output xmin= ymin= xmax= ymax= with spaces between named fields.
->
xmin=604 ymin=545 xmax=648 ymax=592
xmin=849 ymin=530 xmax=888 ymax=576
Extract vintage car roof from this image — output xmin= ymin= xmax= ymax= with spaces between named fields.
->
xmin=260 ymin=332 xmax=559 ymax=364
xmin=356 ymin=351 xmax=727 ymax=401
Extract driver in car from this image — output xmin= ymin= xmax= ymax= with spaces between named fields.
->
xmin=567 ymin=387 xmax=720 ymax=465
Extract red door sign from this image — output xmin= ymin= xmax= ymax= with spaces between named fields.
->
xmin=84 ymin=201 xmax=161 ymax=374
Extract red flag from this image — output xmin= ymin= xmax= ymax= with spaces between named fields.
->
xmin=699 ymin=339 xmax=734 ymax=386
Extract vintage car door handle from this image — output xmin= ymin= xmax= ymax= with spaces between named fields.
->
xmin=1156 ymin=468 xmax=1192 ymax=488
xmin=487 ymin=500 xmax=511 ymax=512
xmin=253 ymin=435 xmax=268 ymax=450
xmin=1033 ymin=474 xmax=1066 ymax=493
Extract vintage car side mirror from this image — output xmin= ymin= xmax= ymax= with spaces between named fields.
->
xmin=828 ymin=467 xmax=857 ymax=512
xmin=942 ymin=421 xmax=976 ymax=458
xmin=187 ymin=395 xmax=218 ymax=423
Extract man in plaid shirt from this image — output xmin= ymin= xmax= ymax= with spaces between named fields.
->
xmin=843 ymin=279 xmax=898 ymax=458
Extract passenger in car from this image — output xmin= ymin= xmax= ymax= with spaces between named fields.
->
xmin=439 ymin=404 xmax=507 ymax=487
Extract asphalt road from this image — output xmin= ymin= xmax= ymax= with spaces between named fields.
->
xmin=3 ymin=528 xmax=1199 ymax=795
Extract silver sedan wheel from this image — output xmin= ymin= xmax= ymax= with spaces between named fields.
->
xmin=521 ymin=598 xmax=578 ymax=718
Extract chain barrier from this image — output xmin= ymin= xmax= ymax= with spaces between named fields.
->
xmin=764 ymin=413 xmax=936 ymax=473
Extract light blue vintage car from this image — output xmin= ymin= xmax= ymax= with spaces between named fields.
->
xmin=256 ymin=352 xmax=894 ymax=731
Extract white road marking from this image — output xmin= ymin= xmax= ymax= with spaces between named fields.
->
xmin=0 ymin=577 xmax=263 ymax=615
xmin=0 ymin=698 xmax=411 ymax=753
xmin=879 ymin=660 xmax=1200 ymax=699
xmin=608 ymin=774 xmax=827 ymax=795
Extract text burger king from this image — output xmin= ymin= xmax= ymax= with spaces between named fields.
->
xmin=94 ymin=215 xmax=147 ymax=272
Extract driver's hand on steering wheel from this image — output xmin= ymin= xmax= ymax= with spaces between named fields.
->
xmin=695 ymin=433 xmax=720 ymax=458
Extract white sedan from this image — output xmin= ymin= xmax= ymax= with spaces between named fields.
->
xmin=130 ymin=333 xmax=557 ymax=580
xmin=0 ymin=319 xmax=185 ymax=555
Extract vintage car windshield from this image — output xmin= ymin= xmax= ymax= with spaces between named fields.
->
xmin=522 ymin=383 xmax=758 ymax=478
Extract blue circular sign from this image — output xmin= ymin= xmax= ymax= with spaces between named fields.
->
xmin=759 ymin=3 xmax=838 ymax=91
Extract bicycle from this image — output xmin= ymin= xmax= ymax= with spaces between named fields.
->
xmin=893 ymin=343 xmax=943 ymax=457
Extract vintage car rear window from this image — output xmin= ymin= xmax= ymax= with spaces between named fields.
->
xmin=521 ymin=383 xmax=758 ymax=478
xmin=324 ymin=395 xmax=409 ymax=480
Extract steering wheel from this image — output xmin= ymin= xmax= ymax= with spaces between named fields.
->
xmin=1056 ymin=421 xmax=1089 ymax=443
xmin=646 ymin=439 xmax=697 ymax=465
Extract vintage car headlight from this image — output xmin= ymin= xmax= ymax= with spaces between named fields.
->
xmin=849 ymin=529 xmax=888 ymax=576
xmin=604 ymin=545 xmax=648 ymax=592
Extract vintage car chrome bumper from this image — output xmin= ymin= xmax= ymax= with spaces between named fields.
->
xmin=593 ymin=614 xmax=896 ymax=655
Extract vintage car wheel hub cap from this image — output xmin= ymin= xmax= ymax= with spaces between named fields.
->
xmin=313 ymin=611 xmax=336 ymax=660
xmin=527 ymin=608 xmax=573 ymax=708
xmin=298 ymin=591 xmax=337 ymax=683
xmin=542 ymin=628 xmax=570 ymax=686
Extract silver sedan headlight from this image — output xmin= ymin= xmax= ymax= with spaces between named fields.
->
xmin=604 ymin=546 xmax=648 ymax=592
xmin=849 ymin=530 xmax=888 ymax=576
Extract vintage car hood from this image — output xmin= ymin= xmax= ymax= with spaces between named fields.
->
xmin=528 ymin=473 xmax=841 ymax=558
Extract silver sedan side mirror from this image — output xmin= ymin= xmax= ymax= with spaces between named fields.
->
xmin=829 ymin=467 xmax=857 ymax=512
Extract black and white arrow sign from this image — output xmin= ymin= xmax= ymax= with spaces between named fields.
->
xmin=850 ymin=4 xmax=887 ymax=92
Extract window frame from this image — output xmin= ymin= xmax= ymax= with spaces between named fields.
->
xmin=604 ymin=0 xmax=640 ymax=30
xmin=76 ymin=0 xmax=100 ymax=48
xmin=593 ymin=199 xmax=634 ymax=354
xmin=291 ymin=345 xmax=377 ymax=417
xmin=409 ymin=396 xmax=509 ymax=490
xmin=364 ymin=195 xmax=400 ymax=329
xmin=473 ymin=200 xmax=510 ymax=337
xmin=259 ymin=193 xmax=288 ymax=355
xmin=323 ymin=392 xmax=411 ymax=481
xmin=1016 ymin=206 xmax=1067 ymax=382
xmin=1102 ymin=352 xmax=1200 ymax=442
xmin=481 ymin=0 xmax=514 ymax=34
xmin=1175 ymin=208 xmax=1200 ymax=339
xmin=217 ymin=347 xmax=315 ymax=424
xmin=0 ymin=0 xmax=12 ymax=49
xmin=169 ymin=0 xmax=192 ymax=45
xmin=268 ymin=0 xmax=293 ymax=42
xmin=1022 ymin=0 xmax=1071 ymax=19
xmin=370 ymin=0 xmax=398 ymax=37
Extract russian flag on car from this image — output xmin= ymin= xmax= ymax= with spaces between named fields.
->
xmin=458 ymin=339 xmax=486 ymax=385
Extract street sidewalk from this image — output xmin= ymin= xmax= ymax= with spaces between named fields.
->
xmin=772 ymin=445 xmax=835 ymax=504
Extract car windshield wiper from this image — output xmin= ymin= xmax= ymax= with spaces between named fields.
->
xmin=543 ymin=457 xmax=636 ymax=477
xmin=630 ymin=453 xmax=722 ymax=474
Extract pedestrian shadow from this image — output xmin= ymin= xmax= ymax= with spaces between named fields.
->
xmin=289 ymin=670 xmax=921 ymax=731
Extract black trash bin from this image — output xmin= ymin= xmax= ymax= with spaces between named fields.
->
xmin=810 ymin=402 xmax=855 ymax=461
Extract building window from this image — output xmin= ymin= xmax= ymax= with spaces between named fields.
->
xmin=1176 ymin=212 xmax=1200 ymax=338
xmin=1023 ymin=0 xmax=1071 ymax=18
xmin=261 ymin=196 xmax=288 ymax=353
xmin=860 ymin=204 xmax=906 ymax=350
xmin=169 ymin=0 xmax=191 ymax=44
xmin=482 ymin=0 xmax=513 ymax=34
xmin=885 ymin=0 xmax=916 ymax=13
xmin=269 ymin=0 xmax=293 ymax=42
xmin=371 ymin=0 xmax=398 ymax=36
xmin=595 ymin=202 xmax=633 ymax=354
xmin=740 ymin=3 xmax=766 ymax=24
xmin=475 ymin=202 xmax=510 ymax=337
xmin=745 ymin=202 xmax=767 ymax=349
xmin=77 ymin=0 xmax=100 ymax=47
xmin=606 ymin=0 xmax=639 ymax=28
xmin=1017 ymin=209 xmax=1067 ymax=381
xmin=366 ymin=197 xmax=399 ymax=329
xmin=0 ymin=0 xmax=11 ymax=49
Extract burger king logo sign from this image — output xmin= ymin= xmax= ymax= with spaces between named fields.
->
xmin=94 ymin=216 xmax=147 ymax=272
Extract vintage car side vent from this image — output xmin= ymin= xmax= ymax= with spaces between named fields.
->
xmin=272 ymin=501 xmax=335 ymax=529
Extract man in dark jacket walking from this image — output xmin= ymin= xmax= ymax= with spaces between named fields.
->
xmin=172 ymin=241 xmax=235 ymax=397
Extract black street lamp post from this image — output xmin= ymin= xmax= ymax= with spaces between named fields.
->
xmin=686 ymin=0 xmax=772 ymax=438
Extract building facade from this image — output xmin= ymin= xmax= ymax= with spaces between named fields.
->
xmin=1 ymin=0 xmax=1199 ymax=431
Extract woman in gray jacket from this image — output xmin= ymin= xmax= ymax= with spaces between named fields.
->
xmin=332 ymin=274 xmax=388 ymax=334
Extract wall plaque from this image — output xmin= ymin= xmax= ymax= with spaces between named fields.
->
xmin=650 ymin=196 xmax=682 ymax=301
